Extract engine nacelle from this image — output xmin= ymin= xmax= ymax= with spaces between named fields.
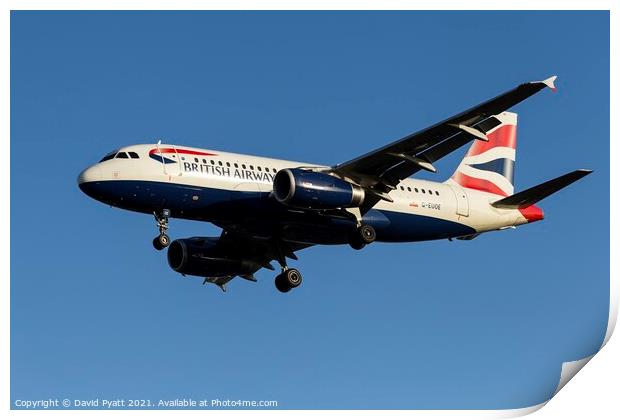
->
xmin=167 ymin=237 xmax=260 ymax=278
xmin=273 ymin=168 xmax=365 ymax=209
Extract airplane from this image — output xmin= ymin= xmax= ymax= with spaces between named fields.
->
xmin=78 ymin=75 xmax=591 ymax=293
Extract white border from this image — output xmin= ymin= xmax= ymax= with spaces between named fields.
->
xmin=2 ymin=1 xmax=616 ymax=419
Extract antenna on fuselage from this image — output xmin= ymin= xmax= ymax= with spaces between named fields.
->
xmin=157 ymin=139 xmax=162 ymax=145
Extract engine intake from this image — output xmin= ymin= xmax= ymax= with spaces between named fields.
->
xmin=273 ymin=168 xmax=365 ymax=209
xmin=167 ymin=237 xmax=260 ymax=278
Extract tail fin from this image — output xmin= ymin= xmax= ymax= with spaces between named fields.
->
xmin=491 ymin=169 xmax=592 ymax=209
xmin=450 ymin=112 xmax=517 ymax=196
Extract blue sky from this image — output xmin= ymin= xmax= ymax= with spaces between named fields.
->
xmin=11 ymin=11 xmax=609 ymax=409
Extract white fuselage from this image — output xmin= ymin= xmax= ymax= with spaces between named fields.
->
xmin=78 ymin=144 xmax=536 ymax=244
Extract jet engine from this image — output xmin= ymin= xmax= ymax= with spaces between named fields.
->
xmin=167 ymin=237 xmax=260 ymax=277
xmin=273 ymin=168 xmax=365 ymax=209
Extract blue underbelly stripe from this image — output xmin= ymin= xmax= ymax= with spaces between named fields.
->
xmin=79 ymin=180 xmax=476 ymax=243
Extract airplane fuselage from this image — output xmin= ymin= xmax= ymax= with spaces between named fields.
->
xmin=78 ymin=143 xmax=540 ymax=246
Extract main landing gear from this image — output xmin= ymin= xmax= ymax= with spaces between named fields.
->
xmin=152 ymin=209 xmax=171 ymax=251
xmin=273 ymin=241 xmax=303 ymax=293
xmin=272 ymin=224 xmax=376 ymax=293
xmin=274 ymin=268 xmax=303 ymax=293
xmin=348 ymin=224 xmax=376 ymax=250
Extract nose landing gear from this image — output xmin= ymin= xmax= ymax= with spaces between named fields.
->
xmin=152 ymin=209 xmax=171 ymax=251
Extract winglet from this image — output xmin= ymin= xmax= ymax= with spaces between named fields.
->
xmin=539 ymin=75 xmax=558 ymax=92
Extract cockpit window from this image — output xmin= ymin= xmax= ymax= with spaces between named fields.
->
xmin=116 ymin=152 xmax=129 ymax=159
xmin=128 ymin=152 xmax=139 ymax=159
xmin=99 ymin=150 xmax=118 ymax=162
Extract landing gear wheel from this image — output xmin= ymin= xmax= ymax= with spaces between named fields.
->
xmin=284 ymin=268 xmax=302 ymax=288
xmin=359 ymin=224 xmax=376 ymax=244
xmin=275 ymin=273 xmax=291 ymax=293
xmin=153 ymin=234 xmax=170 ymax=250
xmin=348 ymin=224 xmax=376 ymax=250
xmin=274 ymin=268 xmax=303 ymax=293
xmin=348 ymin=239 xmax=366 ymax=250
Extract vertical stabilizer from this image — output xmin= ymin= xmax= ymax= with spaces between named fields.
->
xmin=450 ymin=112 xmax=517 ymax=196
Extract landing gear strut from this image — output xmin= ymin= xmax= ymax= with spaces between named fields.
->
xmin=348 ymin=224 xmax=376 ymax=250
xmin=152 ymin=209 xmax=171 ymax=250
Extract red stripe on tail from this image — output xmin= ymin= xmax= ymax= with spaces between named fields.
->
xmin=452 ymin=172 xmax=509 ymax=196
xmin=465 ymin=124 xmax=517 ymax=157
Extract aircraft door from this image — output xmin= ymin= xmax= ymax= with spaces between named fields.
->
xmin=449 ymin=183 xmax=470 ymax=217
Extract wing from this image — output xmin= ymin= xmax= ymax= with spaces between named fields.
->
xmin=218 ymin=228 xmax=312 ymax=266
xmin=202 ymin=228 xmax=313 ymax=291
xmin=330 ymin=76 xmax=558 ymax=207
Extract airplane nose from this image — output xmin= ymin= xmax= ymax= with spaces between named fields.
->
xmin=77 ymin=166 xmax=100 ymax=185
xmin=77 ymin=166 xmax=101 ymax=195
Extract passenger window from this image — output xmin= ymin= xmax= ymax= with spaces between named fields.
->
xmin=258 ymin=166 xmax=262 ymax=171
xmin=226 ymin=162 xmax=231 ymax=167
xmin=234 ymin=163 xmax=238 ymax=168
xmin=250 ymin=165 xmax=254 ymax=170
xmin=202 ymin=159 xmax=207 ymax=164
xmin=407 ymin=187 xmax=412 ymax=192
xmin=421 ymin=189 xmax=426 ymax=193
xmin=128 ymin=152 xmax=139 ymax=159
xmin=414 ymin=188 xmax=419 ymax=193
xmin=273 ymin=168 xmax=277 ymax=173
xmin=242 ymin=164 xmax=246 ymax=169
xmin=116 ymin=152 xmax=129 ymax=159
xmin=435 ymin=191 xmax=440 ymax=196
xmin=210 ymin=160 xmax=215 ymax=165
xmin=218 ymin=161 xmax=223 ymax=166
xmin=194 ymin=158 xmax=199 ymax=163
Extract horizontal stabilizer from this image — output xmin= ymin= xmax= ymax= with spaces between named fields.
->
xmin=491 ymin=169 xmax=592 ymax=209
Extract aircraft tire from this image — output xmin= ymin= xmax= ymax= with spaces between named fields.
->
xmin=284 ymin=268 xmax=303 ymax=288
xmin=358 ymin=224 xmax=376 ymax=244
xmin=348 ymin=237 xmax=366 ymax=250
xmin=275 ymin=273 xmax=292 ymax=293
xmin=158 ymin=233 xmax=170 ymax=247
xmin=153 ymin=234 xmax=170 ymax=250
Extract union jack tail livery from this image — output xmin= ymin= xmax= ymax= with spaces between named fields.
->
xmin=450 ymin=111 xmax=517 ymax=196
